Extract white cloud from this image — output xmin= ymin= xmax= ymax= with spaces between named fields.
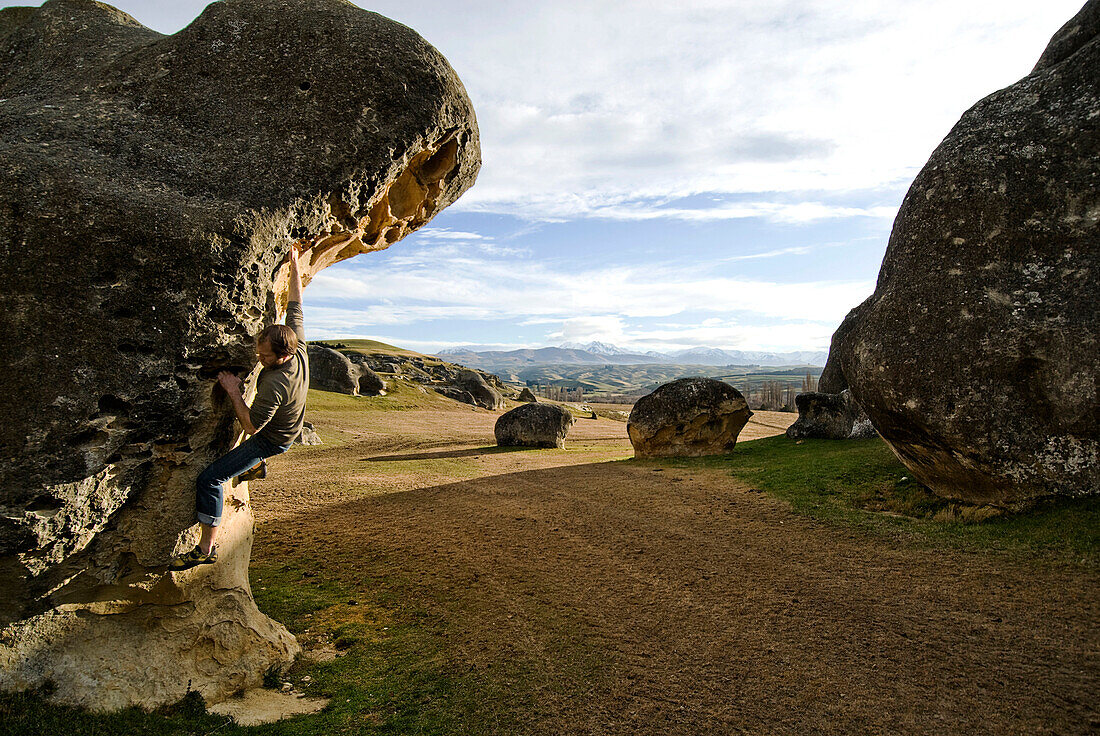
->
xmin=114 ymin=1 xmax=1083 ymax=224
xmin=306 ymin=247 xmax=874 ymax=350
xmin=413 ymin=228 xmax=491 ymax=241
xmin=350 ymin=0 xmax=1082 ymax=222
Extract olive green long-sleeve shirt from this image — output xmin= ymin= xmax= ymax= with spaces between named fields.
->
xmin=249 ymin=301 xmax=309 ymax=447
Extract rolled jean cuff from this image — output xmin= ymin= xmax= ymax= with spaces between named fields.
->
xmin=196 ymin=511 xmax=220 ymax=527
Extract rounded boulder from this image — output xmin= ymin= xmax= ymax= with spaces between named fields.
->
xmin=308 ymin=343 xmax=360 ymax=395
xmin=628 ymin=378 xmax=752 ymax=458
xmin=456 ymin=369 xmax=504 ymax=410
xmin=786 ymin=390 xmax=870 ymax=440
xmin=495 ymin=403 xmax=575 ymax=449
xmin=827 ymin=2 xmax=1100 ymax=505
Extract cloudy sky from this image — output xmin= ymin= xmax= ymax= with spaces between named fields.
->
xmin=111 ymin=0 xmax=1083 ymax=354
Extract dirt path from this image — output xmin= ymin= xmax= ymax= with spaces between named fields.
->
xmin=254 ymin=402 xmax=1098 ymax=735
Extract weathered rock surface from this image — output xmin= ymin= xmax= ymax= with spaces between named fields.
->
xmin=495 ymin=403 xmax=575 ymax=449
xmin=435 ymin=386 xmax=478 ymax=406
xmin=517 ymin=387 xmax=538 ymax=402
xmin=628 ymin=379 xmax=753 ymax=458
xmin=786 ymin=390 xmax=871 ymax=440
xmin=825 ymin=1 xmax=1099 ymax=505
xmin=455 ymin=369 xmax=504 ymax=410
xmin=296 ymin=421 xmax=322 ymax=446
xmin=0 ymin=0 xmax=478 ymax=711
xmin=356 ymin=366 xmax=386 ymax=396
xmin=338 ymin=351 xmax=386 ymax=395
xmin=308 ymin=344 xmax=361 ymax=395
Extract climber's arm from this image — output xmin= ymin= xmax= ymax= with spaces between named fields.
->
xmin=285 ymin=244 xmax=305 ymax=342
xmin=218 ymin=371 xmax=259 ymax=435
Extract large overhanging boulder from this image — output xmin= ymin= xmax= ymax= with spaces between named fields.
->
xmin=0 ymin=0 xmax=478 ymax=711
xmin=826 ymin=0 xmax=1098 ymax=506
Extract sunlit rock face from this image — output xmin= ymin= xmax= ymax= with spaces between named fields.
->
xmin=0 ymin=0 xmax=478 ymax=710
xmin=495 ymin=404 xmax=575 ymax=449
xmin=628 ymin=378 xmax=753 ymax=458
xmin=828 ymin=0 xmax=1098 ymax=506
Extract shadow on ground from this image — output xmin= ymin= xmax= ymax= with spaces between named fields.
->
xmin=253 ymin=458 xmax=1100 ymax=736
xmin=361 ymin=445 xmax=525 ymax=462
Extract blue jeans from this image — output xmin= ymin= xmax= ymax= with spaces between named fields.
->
xmin=196 ymin=434 xmax=289 ymax=527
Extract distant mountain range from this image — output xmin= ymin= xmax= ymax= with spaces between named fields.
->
xmin=437 ymin=341 xmax=828 ymax=369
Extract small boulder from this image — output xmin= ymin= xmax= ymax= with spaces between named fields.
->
xmin=517 ymin=387 xmax=538 ymax=402
xmin=356 ymin=366 xmax=386 ymax=396
xmin=455 ymin=369 xmax=503 ymax=410
xmin=307 ymin=344 xmax=360 ymax=395
xmin=296 ymin=421 xmax=322 ymax=445
xmin=628 ymin=378 xmax=753 ymax=458
xmin=495 ymin=403 xmax=575 ymax=449
xmin=786 ymin=390 xmax=872 ymax=440
xmin=435 ymin=386 xmax=477 ymax=406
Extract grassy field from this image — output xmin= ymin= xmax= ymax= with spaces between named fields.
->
xmin=315 ymin=338 xmax=428 ymax=358
xmin=1 ymin=388 xmax=1095 ymax=734
xmin=661 ymin=436 xmax=1099 ymax=565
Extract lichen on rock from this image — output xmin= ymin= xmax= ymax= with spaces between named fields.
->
xmin=0 ymin=0 xmax=478 ymax=711
xmin=628 ymin=378 xmax=753 ymax=459
xmin=495 ymin=403 xmax=575 ymax=449
xmin=824 ymin=0 xmax=1098 ymax=506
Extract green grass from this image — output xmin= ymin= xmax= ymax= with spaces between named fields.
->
xmin=656 ymin=435 xmax=1100 ymax=566
xmin=318 ymin=338 xmax=425 ymax=358
xmin=0 ymin=560 xmax=533 ymax=736
xmin=306 ymin=382 xmax=447 ymax=414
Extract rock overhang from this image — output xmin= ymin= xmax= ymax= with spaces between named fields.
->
xmin=0 ymin=0 xmax=479 ymax=710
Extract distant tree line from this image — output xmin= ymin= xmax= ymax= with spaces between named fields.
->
xmin=531 ymin=384 xmax=586 ymax=403
xmin=526 ymin=371 xmax=819 ymax=412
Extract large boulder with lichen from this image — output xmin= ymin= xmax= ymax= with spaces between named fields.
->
xmin=825 ymin=0 xmax=1099 ymax=506
xmin=495 ymin=403 xmax=575 ymax=449
xmin=628 ymin=378 xmax=753 ymax=458
xmin=0 ymin=0 xmax=478 ymax=711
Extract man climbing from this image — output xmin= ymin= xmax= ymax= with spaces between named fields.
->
xmin=171 ymin=245 xmax=310 ymax=571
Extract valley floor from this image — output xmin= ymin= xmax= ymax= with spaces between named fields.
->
xmin=251 ymin=387 xmax=1098 ymax=735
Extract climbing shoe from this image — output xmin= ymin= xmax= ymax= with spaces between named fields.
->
xmin=238 ymin=460 xmax=267 ymax=482
xmin=169 ymin=545 xmax=217 ymax=571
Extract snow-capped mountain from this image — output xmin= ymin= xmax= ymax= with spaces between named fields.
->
xmin=558 ymin=341 xmax=634 ymax=355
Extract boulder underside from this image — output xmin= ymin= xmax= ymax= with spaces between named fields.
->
xmin=0 ymin=0 xmax=478 ymax=710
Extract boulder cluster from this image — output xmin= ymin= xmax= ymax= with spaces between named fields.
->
xmin=318 ymin=347 xmax=507 ymax=409
xmin=308 ymin=344 xmax=386 ymax=396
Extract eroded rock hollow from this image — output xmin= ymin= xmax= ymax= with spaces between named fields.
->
xmin=0 ymin=0 xmax=479 ymax=710
xmin=826 ymin=0 xmax=1098 ymax=505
